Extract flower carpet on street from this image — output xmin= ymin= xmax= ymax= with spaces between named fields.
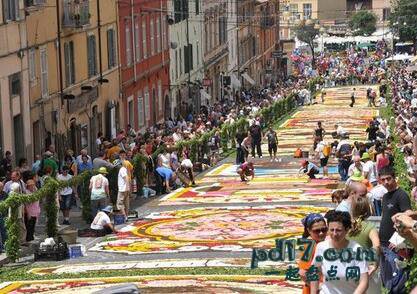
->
xmin=0 ymin=275 xmax=303 ymax=293
xmin=160 ymin=178 xmax=338 ymax=205
xmin=89 ymin=205 xmax=328 ymax=254
xmin=276 ymin=87 xmax=377 ymax=156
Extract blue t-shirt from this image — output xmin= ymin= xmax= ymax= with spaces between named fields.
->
xmin=78 ymin=162 xmax=93 ymax=173
xmin=307 ymin=162 xmax=319 ymax=172
xmin=156 ymin=167 xmax=173 ymax=180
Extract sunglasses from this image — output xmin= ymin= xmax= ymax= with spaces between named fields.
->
xmin=311 ymin=227 xmax=328 ymax=234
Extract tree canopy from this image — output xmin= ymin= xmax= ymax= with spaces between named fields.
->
xmin=294 ymin=20 xmax=319 ymax=67
xmin=389 ymin=0 xmax=417 ymax=42
xmin=349 ymin=11 xmax=377 ymax=36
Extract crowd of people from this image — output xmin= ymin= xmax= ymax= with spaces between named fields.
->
xmin=1 ymin=41 xmax=417 ymax=293
xmin=293 ymin=46 xmax=417 ymax=294
xmin=0 ymin=66 xmax=320 ymax=251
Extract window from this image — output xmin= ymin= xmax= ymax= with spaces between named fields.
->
xmin=174 ymin=0 xmax=188 ymax=23
xmin=184 ymin=44 xmax=193 ymax=73
xmin=204 ymin=20 xmax=208 ymax=53
xmin=383 ymin=8 xmax=391 ymax=21
xmin=219 ymin=16 xmax=226 ymax=45
xmin=125 ymin=20 xmax=132 ymax=66
xmin=156 ymin=17 xmax=161 ymax=53
xmin=175 ymin=50 xmax=178 ymax=79
xmin=196 ymin=42 xmax=199 ymax=66
xmin=150 ymin=18 xmax=155 ymax=55
xmin=137 ymin=93 xmax=145 ymax=127
xmin=64 ymin=41 xmax=75 ymax=86
xmin=3 ymin=0 xmax=19 ymax=22
xmin=162 ymin=16 xmax=167 ymax=51
xmin=128 ymin=97 xmax=134 ymax=127
xmin=107 ymin=28 xmax=116 ymax=68
xmin=158 ymin=80 xmax=162 ymax=112
xmin=40 ymin=47 xmax=48 ymax=98
xmin=290 ymin=4 xmax=298 ymax=13
xmin=179 ymin=48 xmax=182 ymax=75
xmin=195 ymin=0 xmax=199 ymax=15
xmin=144 ymin=88 xmax=150 ymax=123
xmin=29 ymin=48 xmax=36 ymax=85
xmin=9 ymin=73 xmax=20 ymax=97
xmin=87 ymin=35 xmax=97 ymax=77
xmin=303 ymin=3 xmax=312 ymax=19
xmin=134 ymin=17 xmax=141 ymax=61
xmin=174 ymin=0 xmax=182 ymax=23
xmin=142 ymin=19 xmax=147 ymax=58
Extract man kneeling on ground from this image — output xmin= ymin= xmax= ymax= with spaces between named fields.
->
xmin=237 ymin=161 xmax=255 ymax=182
xmin=90 ymin=206 xmax=117 ymax=235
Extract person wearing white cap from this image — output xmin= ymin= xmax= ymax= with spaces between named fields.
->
xmin=90 ymin=206 xmax=117 ymax=235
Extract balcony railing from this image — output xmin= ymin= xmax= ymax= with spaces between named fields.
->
xmin=63 ymin=0 xmax=90 ymax=28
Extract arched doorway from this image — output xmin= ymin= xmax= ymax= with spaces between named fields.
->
xmin=164 ymin=95 xmax=171 ymax=120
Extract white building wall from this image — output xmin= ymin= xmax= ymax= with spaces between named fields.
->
xmin=168 ymin=0 xmax=204 ymax=117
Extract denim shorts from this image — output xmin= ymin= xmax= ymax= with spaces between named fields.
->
xmin=60 ymin=194 xmax=72 ymax=210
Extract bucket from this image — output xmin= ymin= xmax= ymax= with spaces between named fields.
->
xmin=58 ymin=229 xmax=78 ymax=245
xmin=114 ymin=213 xmax=125 ymax=225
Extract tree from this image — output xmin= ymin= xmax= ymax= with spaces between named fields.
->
xmin=349 ymin=11 xmax=377 ymax=36
xmin=294 ymin=20 xmax=319 ymax=68
xmin=390 ymin=0 xmax=417 ymax=42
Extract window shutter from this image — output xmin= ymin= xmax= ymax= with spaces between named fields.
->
xmin=92 ymin=35 xmax=97 ymax=75
xmin=40 ymin=48 xmax=48 ymax=98
xmin=64 ymin=42 xmax=70 ymax=86
xmin=70 ymin=41 xmax=75 ymax=84
xmin=134 ymin=18 xmax=140 ymax=61
xmin=107 ymin=29 xmax=113 ymax=68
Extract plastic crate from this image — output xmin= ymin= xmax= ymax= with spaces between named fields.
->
xmin=68 ymin=244 xmax=83 ymax=259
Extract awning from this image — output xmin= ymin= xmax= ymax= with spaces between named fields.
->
xmin=200 ymin=89 xmax=211 ymax=102
xmin=231 ymin=73 xmax=241 ymax=89
xmin=242 ymin=72 xmax=256 ymax=86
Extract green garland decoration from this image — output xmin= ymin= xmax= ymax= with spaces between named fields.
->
xmin=5 ymin=205 xmax=19 ymax=262
xmin=132 ymin=154 xmax=148 ymax=195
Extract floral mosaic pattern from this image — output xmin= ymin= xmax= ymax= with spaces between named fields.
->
xmin=89 ymin=206 xmax=327 ymax=254
xmin=160 ymin=179 xmax=338 ymax=205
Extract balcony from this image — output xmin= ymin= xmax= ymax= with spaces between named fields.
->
xmin=63 ymin=0 xmax=90 ymax=28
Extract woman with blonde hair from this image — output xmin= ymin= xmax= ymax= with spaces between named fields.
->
xmin=348 ymin=196 xmax=381 ymax=294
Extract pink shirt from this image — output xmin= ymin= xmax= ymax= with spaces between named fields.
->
xmin=25 ymin=199 xmax=40 ymax=218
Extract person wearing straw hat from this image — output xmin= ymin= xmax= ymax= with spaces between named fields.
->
xmin=89 ymin=167 xmax=109 ymax=219
xmin=90 ymin=205 xmax=117 ymax=235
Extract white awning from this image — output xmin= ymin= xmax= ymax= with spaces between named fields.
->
xmin=200 ymin=89 xmax=211 ymax=102
xmin=242 ymin=72 xmax=256 ymax=86
xmin=231 ymin=73 xmax=241 ymax=89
